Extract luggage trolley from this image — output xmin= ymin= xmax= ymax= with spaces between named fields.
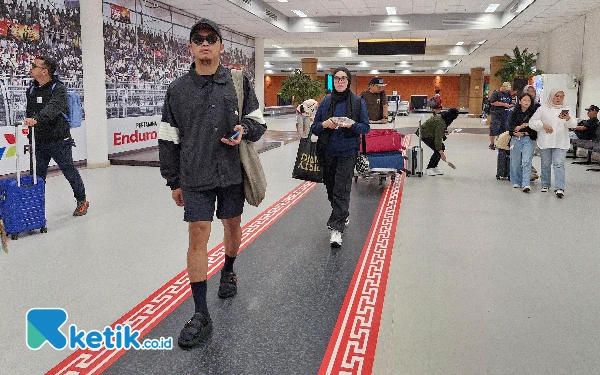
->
xmin=354 ymin=121 xmax=405 ymax=186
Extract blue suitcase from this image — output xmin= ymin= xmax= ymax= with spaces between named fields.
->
xmin=366 ymin=151 xmax=404 ymax=171
xmin=0 ymin=125 xmax=47 ymax=240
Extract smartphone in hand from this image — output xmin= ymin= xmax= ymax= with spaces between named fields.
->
xmin=559 ymin=109 xmax=569 ymax=118
xmin=224 ymin=130 xmax=240 ymax=140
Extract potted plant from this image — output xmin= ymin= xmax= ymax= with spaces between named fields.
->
xmin=495 ymin=46 xmax=544 ymax=93
xmin=278 ymin=69 xmax=324 ymax=105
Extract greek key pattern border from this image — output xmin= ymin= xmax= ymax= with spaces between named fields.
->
xmin=47 ymin=181 xmax=317 ymax=375
xmin=320 ymin=134 xmax=409 ymax=375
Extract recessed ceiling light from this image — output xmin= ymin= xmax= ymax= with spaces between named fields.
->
xmin=272 ymin=44 xmax=282 ymax=48
xmin=277 ymin=0 xmax=288 ymax=2
xmin=370 ymin=70 xmax=379 ymax=74
xmin=456 ymin=41 xmax=464 ymax=45
xmin=386 ymin=7 xmax=397 ymax=15
xmin=339 ymin=44 xmax=346 ymax=47
xmin=292 ymin=9 xmax=308 ymax=17
xmin=485 ymin=4 xmax=500 ymax=12
xmin=478 ymin=40 xmax=487 ymax=44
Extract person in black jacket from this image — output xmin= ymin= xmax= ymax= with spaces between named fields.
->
xmin=158 ymin=19 xmax=266 ymax=349
xmin=508 ymin=93 xmax=537 ymax=192
xmin=311 ymin=67 xmax=370 ymax=248
xmin=24 ymin=56 xmax=88 ymax=216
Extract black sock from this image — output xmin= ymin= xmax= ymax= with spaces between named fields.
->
xmin=190 ymin=281 xmax=208 ymax=315
xmin=223 ymin=255 xmax=236 ymax=273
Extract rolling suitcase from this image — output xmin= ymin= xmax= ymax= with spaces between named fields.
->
xmin=0 ymin=124 xmax=47 ymax=240
xmin=366 ymin=151 xmax=404 ymax=171
xmin=496 ymin=149 xmax=510 ymax=180
xmin=405 ymin=120 xmax=423 ymax=177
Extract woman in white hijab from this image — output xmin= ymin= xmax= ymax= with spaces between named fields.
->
xmin=528 ymin=89 xmax=578 ymax=198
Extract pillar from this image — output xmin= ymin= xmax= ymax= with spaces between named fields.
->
xmin=301 ymin=58 xmax=318 ymax=79
xmin=458 ymin=74 xmax=470 ymax=109
xmin=80 ymin=0 xmax=109 ymax=168
xmin=254 ymin=37 xmax=265 ymax=110
xmin=489 ymin=56 xmax=508 ymax=97
xmin=468 ymin=68 xmax=484 ymax=117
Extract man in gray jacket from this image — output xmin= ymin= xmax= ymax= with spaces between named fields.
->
xmin=158 ymin=19 xmax=266 ymax=348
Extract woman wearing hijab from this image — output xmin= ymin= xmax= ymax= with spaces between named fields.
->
xmin=311 ymin=67 xmax=370 ymax=247
xmin=508 ymin=93 xmax=537 ymax=192
xmin=528 ymin=89 xmax=577 ymax=198
xmin=420 ymin=108 xmax=459 ymax=176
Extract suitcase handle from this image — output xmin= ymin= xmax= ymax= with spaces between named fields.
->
xmin=14 ymin=123 xmax=37 ymax=188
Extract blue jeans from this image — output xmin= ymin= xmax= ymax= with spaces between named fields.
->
xmin=509 ymin=136 xmax=534 ymax=187
xmin=539 ymin=148 xmax=567 ymax=190
xmin=36 ymin=139 xmax=87 ymax=201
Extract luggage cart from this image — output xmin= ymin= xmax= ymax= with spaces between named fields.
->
xmin=387 ymin=95 xmax=400 ymax=122
xmin=354 ymin=122 xmax=403 ymax=186
xmin=397 ymin=100 xmax=409 ymax=116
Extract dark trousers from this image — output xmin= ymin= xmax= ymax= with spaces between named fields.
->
xmin=321 ymin=155 xmax=356 ymax=232
xmin=421 ymin=137 xmax=445 ymax=169
xmin=36 ymin=139 xmax=86 ymax=201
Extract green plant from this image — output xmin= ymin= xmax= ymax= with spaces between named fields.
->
xmin=278 ymin=69 xmax=324 ymax=105
xmin=495 ymin=46 xmax=544 ymax=82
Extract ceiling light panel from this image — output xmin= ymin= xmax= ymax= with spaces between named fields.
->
xmin=292 ymin=9 xmax=308 ymax=17
xmin=485 ymin=4 xmax=500 ymax=13
xmin=386 ymin=7 xmax=397 ymax=15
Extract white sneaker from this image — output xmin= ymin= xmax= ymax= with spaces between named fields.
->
xmin=425 ymin=168 xmax=437 ymax=176
xmin=522 ymin=186 xmax=530 ymax=193
xmin=433 ymin=168 xmax=444 ymax=175
xmin=513 ymin=184 xmax=520 ymax=188
xmin=330 ymin=230 xmax=342 ymax=247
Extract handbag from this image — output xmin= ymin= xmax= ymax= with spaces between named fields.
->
xmin=239 ymin=140 xmax=267 ymax=207
xmin=292 ymin=133 xmax=323 ymax=183
xmin=355 ymin=134 xmax=370 ymax=175
xmin=232 ymin=69 xmax=266 ymax=207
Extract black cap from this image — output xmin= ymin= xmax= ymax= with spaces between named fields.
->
xmin=585 ymin=105 xmax=599 ymax=112
xmin=369 ymin=77 xmax=386 ymax=86
xmin=190 ymin=18 xmax=222 ymax=42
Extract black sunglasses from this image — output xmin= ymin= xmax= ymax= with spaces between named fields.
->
xmin=191 ymin=34 xmax=219 ymax=45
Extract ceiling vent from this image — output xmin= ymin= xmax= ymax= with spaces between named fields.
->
xmin=442 ymin=19 xmax=485 ymax=26
xmin=395 ymin=62 xmax=413 ymax=66
xmin=345 ymin=62 xmax=361 ymax=66
xmin=412 ymin=70 xmax=426 ymax=73
xmin=388 ymin=70 xmax=396 ymax=73
xmin=264 ymin=50 xmax=278 ymax=55
xmin=370 ymin=20 xmax=409 ymax=27
xmin=241 ymin=0 xmax=251 ymax=5
xmin=291 ymin=50 xmax=315 ymax=55
xmin=303 ymin=21 xmax=341 ymax=28
xmin=266 ymin=9 xmax=277 ymax=21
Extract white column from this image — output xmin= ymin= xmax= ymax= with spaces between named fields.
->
xmin=80 ymin=0 xmax=109 ymax=168
xmin=254 ymin=37 xmax=265 ymax=111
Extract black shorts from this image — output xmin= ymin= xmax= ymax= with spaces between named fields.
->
xmin=182 ymin=183 xmax=244 ymax=222
xmin=489 ymin=112 xmax=506 ymax=136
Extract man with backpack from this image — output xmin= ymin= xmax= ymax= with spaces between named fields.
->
xmin=24 ymin=56 xmax=89 ymax=216
xmin=360 ymin=77 xmax=388 ymax=123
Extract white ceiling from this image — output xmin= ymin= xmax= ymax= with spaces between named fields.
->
xmin=160 ymin=0 xmax=600 ymax=75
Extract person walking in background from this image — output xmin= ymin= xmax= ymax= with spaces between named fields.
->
xmin=295 ymin=98 xmax=318 ymax=138
xmin=24 ymin=55 xmax=89 ymax=216
xmin=420 ymin=108 xmax=459 ymax=176
xmin=158 ymin=19 xmax=266 ymax=348
xmin=311 ymin=67 xmax=370 ymax=248
xmin=528 ymin=89 xmax=576 ymax=198
xmin=488 ymin=82 xmax=513 ymax=150
xmin=360 ymin=77 xmax=388 ymax=123
xmin=508 ymin=93 xmax=537 ymax=192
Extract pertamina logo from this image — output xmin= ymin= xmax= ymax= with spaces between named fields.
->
xmin=0 ymin=133 xmax=17 ymax=161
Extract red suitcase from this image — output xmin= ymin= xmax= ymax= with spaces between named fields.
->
xmin=360 ymin=129 xmax=405 ymax=153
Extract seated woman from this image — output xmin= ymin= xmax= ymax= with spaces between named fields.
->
xmin=419 ymin=108 xmax=459 ymax=176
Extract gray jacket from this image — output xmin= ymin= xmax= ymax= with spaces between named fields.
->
xmin=159 ymin=64 xmax=266 ymax=191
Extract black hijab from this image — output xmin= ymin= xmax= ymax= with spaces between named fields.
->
xmin=441 ymin=108 xmax=459 ymax=127
xmin=327 ymin=67 xmax=356 ymax=120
